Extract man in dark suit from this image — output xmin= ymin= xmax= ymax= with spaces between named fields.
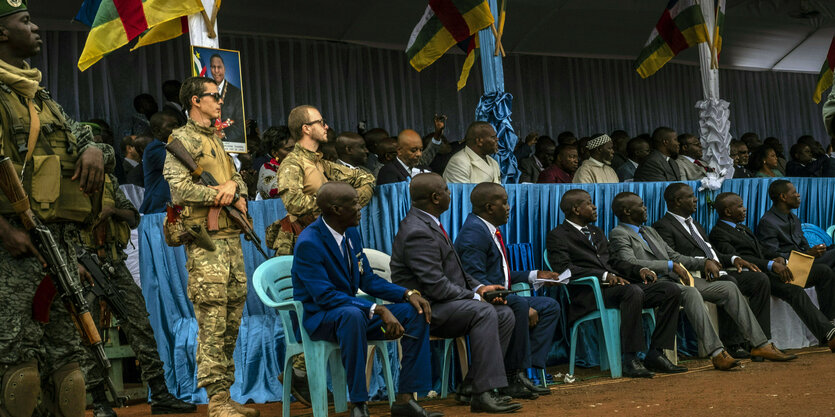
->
xmin=517 ymin=136 xmax=554 ymax=183
xmin=653 ymin=183 xmax=771 ymax=358
xmin=377 ymin=130 xmax=433 ymax=185
xmin=710 ymin=192 xmax=835 ymax=352
xmin=730 ymin=140 xmax=753 ymax=178
xmin=210 ymin=54 xmax=245 ymax=145
xmin=757 ymin=180 xmax=835 ymax=270
xmin=454 ymin=183 xmax=560 ymax=399
xmin=546 ymin=190 xmax=685 ymax=377
xmin=633 ymin=126 xmax=682 ymax=182
xmin=608 ymin=192 xmax=796 ymax=366
xmin=391 ymin=173 xmax=522 ymax=413
xmin=292 ymin=182 xmax=440 ymax=417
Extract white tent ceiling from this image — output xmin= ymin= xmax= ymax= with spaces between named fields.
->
xmin=31 ymin=0 xmax=835 ymax=73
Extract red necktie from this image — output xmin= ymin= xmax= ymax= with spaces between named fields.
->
xmin=439 ymin=223 xmax=450 ymax=243
xmin=495 ymin=230 xmax=510 ymax=288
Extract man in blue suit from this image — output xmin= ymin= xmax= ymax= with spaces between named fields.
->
xmin=454 ymin=183 xmax=561 ymax=399
xmin=292 ymin=182 xmax=440 ymax=417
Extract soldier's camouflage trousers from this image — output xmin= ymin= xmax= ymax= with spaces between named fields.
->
xmin=186 ymin=236 xmax=246 ymax=397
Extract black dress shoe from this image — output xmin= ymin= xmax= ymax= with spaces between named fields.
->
xmin=390 ymin=399 xmax=444 ymax=417
xmin=515 ymin=371 xmax=550 ymax=395
xmin=727 ymin=345 xmax=751 ymax=359
xmin=455 ymin=381 xmax=474 ymax=404
xmin=350 ymin=402 xmax=370 ymax=417
xmin=499 ymin=375 xmax=538 ymax=400
xmin=644 ymin=353 xmax=687 ymax=374
xmin=470 ymin=391 xmax=523 ymax=414
xmin=622 ymin=358 xmax=654 ymax=378
xmin=150 ymin=387 xmax=197 ymax=414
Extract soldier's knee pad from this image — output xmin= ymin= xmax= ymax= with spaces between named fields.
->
xmin=50 ymin=362 xmax=85 ymax=417
xmin=0 ymin=361 xmax=40 ymax=417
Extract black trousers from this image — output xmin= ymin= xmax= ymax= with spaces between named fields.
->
xmin=601 ymin=281 xmax=681 ymax=353
xmin=717 ymin=271 xmax=771 ymax=345
xmin=769 ymin=265 xmax=835 ymax=342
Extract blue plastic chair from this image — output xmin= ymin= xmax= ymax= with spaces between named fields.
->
xmin=827 ymin=225 xmax=835 ymax=242
xmin=252 ymin=256 xmax=395 ymax=417
xmin=543 ymin=250 xmax=655 ymax=379
xmin=802 ymin=223 xmax=834 ymax=247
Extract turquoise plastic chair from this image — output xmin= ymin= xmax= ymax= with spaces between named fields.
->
xmin=543 ymin=250 xmax=655 ymax=379
xmin=252 ymin=256 xmax=395 ymax=417
xmin=828 ymin=225 xmax=835 ymax=243
xmin=802 ymin=223 xmax=833 ymax=247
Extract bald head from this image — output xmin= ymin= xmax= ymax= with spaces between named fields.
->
xmin=317 ymin=182 xmax=356 ymax=213
xmin=335 ymin=132 xmax=369 ymax=166
xmin=559 ymin=189 xmax=589 ymax=215
xmin=471 ymin=182 xmax=509 ymax=227
xmin=410 ymin=173 xmax=450 ymax=215
xmin=397 ymin=129 xmax=424 ymax=168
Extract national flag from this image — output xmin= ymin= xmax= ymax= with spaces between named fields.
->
xmin=131 ymin=16 xmax=189 ymax=51
xmin=713 ymin=0 xmax=726 ymax=56
xmin=456 ymin=34 xmax=479 ymax=90
xmin=406 ymin=0 xmax=494 ymax=72
xmin=192 ymin=50 xmax=207 ymax=77
xmin=74 ymin=0 xmax=103 ymax=27
xmin=77 ymin=0 xmax=205 ymax=71
xmin=634 ymin=0 xmax=710 ymax=79
xmin=813 ymin=35 xmax=835 ymax=104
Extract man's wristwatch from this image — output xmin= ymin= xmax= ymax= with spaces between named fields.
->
xmin=404 ymin=289 xmax=421 ymax=301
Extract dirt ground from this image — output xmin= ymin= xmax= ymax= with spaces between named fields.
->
xmin=95 ymin=347 xmax=835 ymax=417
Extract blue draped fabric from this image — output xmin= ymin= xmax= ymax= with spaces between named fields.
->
xmin=141 ymin=177 xmax=835 ymax=401
xmin=476 ymin=92 xmax=520 ymax=183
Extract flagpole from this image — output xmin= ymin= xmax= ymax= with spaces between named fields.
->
xmin=189 ymin=0 xmax=220 ymax=48
xmin=476 ymin=0 xmax=520 ymax=183
xmin=696 ymin=0 xmax=734 ymax=185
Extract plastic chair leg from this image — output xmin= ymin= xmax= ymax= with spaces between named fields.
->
xmin=374 ymin=341 xmax=396 ymax=405
xmin=328 ymin=350 xmax=348 ymax=413
xmin=305 ymin=344 xmax=331 ymax=417
xmin=596 ymin=320 xmax=610 ymax=372
xmin=539 ymin=369 xmax=547 ymax=387
xmin=602 ymin=312 xmax=622 ymax=378
xmin=282 ymin=355 xmax=294 ymax=417
xmin=569 ymin=322 xmax=581 ymax=376
xmin=440 ymin=339 xmax=453 ymax=399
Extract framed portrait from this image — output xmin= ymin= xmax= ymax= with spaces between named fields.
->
xmin=191 ymin=45 xmax=247 ymax=153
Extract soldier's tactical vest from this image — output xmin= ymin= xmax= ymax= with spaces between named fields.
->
xmin=80 ymin=176 xmax=131 ymax=260
xmin=181 ymin=133 xmax=236 ymax=232
xmin=288 ymin=155 xmax=327 ymax=222
xmin=0 ymin=83 xmax=91 ymax=223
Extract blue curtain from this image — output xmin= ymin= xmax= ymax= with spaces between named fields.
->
xmin=141 ymin=177 xmax=835 ymax=402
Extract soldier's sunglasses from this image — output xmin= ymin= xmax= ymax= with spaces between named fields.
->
xmin=199 ymin=92 xmax=223 ymax=101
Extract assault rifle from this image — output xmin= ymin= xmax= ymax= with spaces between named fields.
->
xmin=76 ymin=246 xmax=129 ymax=321
xmin=165 ymin=138 xmax=269 ymax=260
xmin=0 ymin=157 xmax=124 ymax=406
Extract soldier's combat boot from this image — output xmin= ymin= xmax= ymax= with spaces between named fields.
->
xmin=90 ymin=384 xmax=117 ymax=417
xmin=227 ymin=396 xmax=260 ymax=417
xmin=148 ymin=376 xmax=197 ymax=414
xmin=208 ymin=392 xmax=245 ymax=417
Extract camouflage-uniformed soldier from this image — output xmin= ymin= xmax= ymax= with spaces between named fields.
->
xmin=268 ymin=105 xmax=374 ymax=406
xmin=268 ymin=105 xmax=375 ymax=255
xmin=79 ymin=173 xmax=195 ymax=416
xmin=0 ymin=4 xmax=112 ymax=416
xmin=163 ymin=76 xmax=257 ymax=417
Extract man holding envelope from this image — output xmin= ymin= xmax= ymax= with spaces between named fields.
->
xmin=710 ymin=192 xmax=835 ymax=353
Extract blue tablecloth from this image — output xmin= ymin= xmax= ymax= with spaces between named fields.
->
xmin=140 ymin=178 xmax=835 ymax=402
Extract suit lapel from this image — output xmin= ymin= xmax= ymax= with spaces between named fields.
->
xmin=395 ymin=160 xmax=411 ymax=180
xmin=664 ymin=213 xmax=701 ymax=249
xmin=316 ymin=220 xmax=352 ymax=277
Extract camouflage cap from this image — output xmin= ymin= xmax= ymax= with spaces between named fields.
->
xmin=0 ymin=0 xmax=26 ymax=19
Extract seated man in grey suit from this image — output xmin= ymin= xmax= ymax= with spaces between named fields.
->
xmin=674 ymin=133 xmax=712 ymax=180
xmin=757 ymin=180 xmax=835 ymax=271
xmin=633 ymin=127 xmax=682 ymax=182
xmin=654 ymin=183 xmax=771 ymax=359
xmin=608 ymin=192 xmax=796 ymax=368
xmin=390 ymin=173 xmax=522 ymax=414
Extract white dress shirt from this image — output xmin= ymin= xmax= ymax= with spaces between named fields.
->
xmin=323 ymin=218 xmax=376 ymax=317
xmin=667 ymin=212 xmax=737 ymax=267
xmin=477 ymin=216 xmax=537 ymax=287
